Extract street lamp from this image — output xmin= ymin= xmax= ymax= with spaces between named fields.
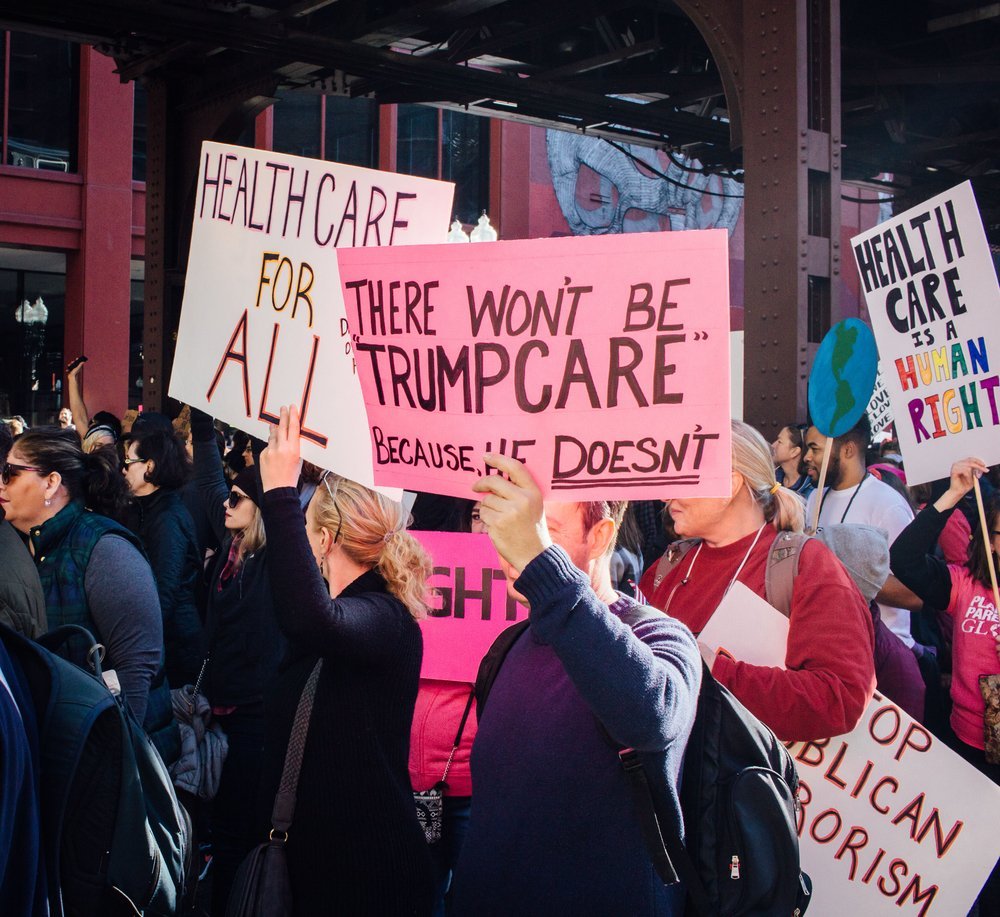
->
xmin=14 ymin=296 xmax=49 ymax=419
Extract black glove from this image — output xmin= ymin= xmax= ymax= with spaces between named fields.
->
xmin=189 ymin=406 xmax=216 ymax=443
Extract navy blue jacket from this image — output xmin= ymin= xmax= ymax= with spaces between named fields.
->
xmin=0 ymin=629 xmax=48 ymax=917
xmin=452 ymin=546 xmax=701 ymax=917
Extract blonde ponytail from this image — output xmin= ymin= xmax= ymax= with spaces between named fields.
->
xmin=731 ymin=420 xmax=805 ymax=533
xmin=311 ymin=473 xmax=431 ymax=619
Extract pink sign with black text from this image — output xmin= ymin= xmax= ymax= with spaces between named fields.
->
xmin=338 ymin=230 xmax=732 ymax=501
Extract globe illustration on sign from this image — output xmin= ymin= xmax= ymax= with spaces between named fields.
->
xmin=807 ymin=318 xmax=879 ymax=438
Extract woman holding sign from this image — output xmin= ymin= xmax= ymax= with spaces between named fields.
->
xmin=890 ymin=456 xmax=1000 ymax=911
xmin=640 ymin=420 xmax=876 ymax=742
xmin=257 ymin=405 xmax=434 ymax=916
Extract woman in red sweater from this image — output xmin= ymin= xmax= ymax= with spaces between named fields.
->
xmin=640 ymin=420 xmax=876 ymax=742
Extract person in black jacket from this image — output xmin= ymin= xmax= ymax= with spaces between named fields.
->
xmin=188 ymin=408 xmax=285 ymax=915
xmin=257 ymin=405 xmax=433 ymax=916
xmin=123 ymin=429 xmax=204 ymax=687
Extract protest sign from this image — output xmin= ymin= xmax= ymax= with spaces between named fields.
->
xmin=338 ymin=230 xmax=733 ymax=500
xmin=867 ymin=366 xmax=894 ymax=437
xmin=789 ymin=693 xmax=1000 ymax=916
xmin=697 ymin=581 xmax=789 ymax=668
xmin=169 ymin=141 xmax=454 ymax=489
xmin=415 ymin=531 xmax=527 ymax=682
xmin=851 ymin=181 xmax=1000 ymax=486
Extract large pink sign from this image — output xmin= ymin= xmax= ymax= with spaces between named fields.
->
xmin=338 ymin=230 xmax=732 ymax=500
xmin=415 ymin=531 xmax=527 ymax=682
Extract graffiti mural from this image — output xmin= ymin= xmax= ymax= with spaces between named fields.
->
xmin=546 ymin=130 xmax=743 ymax=236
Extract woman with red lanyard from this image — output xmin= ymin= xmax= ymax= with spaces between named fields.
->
xmin=639 ymin=420 xmax=876 ymax=742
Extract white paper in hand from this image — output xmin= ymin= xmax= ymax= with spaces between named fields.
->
xmin=698 ymin=581 xmax=789 ymax=669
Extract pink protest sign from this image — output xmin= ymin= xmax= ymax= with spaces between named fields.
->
xmin=416 ymin=531 xmax=527 ymax=682
xmin=338 ymin=230 xmax=732 ymax=500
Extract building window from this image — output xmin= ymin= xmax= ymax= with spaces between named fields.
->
xmin=271 ymin=91 xmax=377 ymax=168
xmin=325 ymin=96 xmax=377 ymax=169
xmin=397 ymin=105 xmax=489 ymax=225
xmin=0 ymin=268 xmax=66 ymax=426
xmin=1 ymin=32 xmax=79 ymax=173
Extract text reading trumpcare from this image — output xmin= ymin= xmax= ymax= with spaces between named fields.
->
xmin=345 ymin=274 xmax=719 ymax=487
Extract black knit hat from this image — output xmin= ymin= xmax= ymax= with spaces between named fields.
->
xmin=231 ymin=465 xmax=261 ymax=506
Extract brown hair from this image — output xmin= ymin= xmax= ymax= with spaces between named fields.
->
xmin=313 ymin=474 xmax=431 ymax=619
xmin=579 ymin=501 xmax=629 ymax=555
xmin=968 ymin=493 xmax=1000 ymax=589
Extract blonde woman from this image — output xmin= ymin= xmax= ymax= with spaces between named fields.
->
xmin=640 ymin=419 xmax=876 ymax=741
xmin=258 ymin=405 xmax=434 ymax=916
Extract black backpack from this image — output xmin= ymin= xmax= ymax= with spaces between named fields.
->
xmin=476 ymin=609 xmax=811 ymax=917
xmin=0 ymin=624 xmax=192 ymax=916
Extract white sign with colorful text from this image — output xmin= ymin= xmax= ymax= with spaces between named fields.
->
xmin=851 ymin=182 xmax=1000 ymax=485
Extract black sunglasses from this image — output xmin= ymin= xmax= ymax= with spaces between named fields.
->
xmin=1 ymin=461 xmax=43 ymax=485
xmin=227 ymin=490 xmax=249 ymax=509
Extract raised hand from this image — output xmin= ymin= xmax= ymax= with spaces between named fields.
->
xmin=260 ymin=405 xmax=303 ymax=492
xmin=471 ymin=453 xmax=551 ymax=573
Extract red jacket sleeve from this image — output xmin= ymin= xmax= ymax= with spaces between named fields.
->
xmin=712 ymin=539 xmax=876 ymax=742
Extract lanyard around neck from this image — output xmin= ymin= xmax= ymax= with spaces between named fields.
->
xmin=663 ymin=524 xmax=768 ymax=615
xmin=822 ymin=472 xmax=869 ymax=525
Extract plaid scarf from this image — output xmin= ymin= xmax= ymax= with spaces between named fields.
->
xmin=218 ymin=534 xmax=244 ymax=590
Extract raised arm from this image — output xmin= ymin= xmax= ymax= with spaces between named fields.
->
xmin=189 ymin=408 xmax=229 ymax=544
xmin=66 ymin=361 xmax=91 ymax=440
xmin=889 ymin=457 xmax=988 ymax=611
xmin=472 ymin=452 xmax=700 ymax=752
xmin=258 ymin=405 xmax=414 ymax=661
xmin=260 ymin=487 xmax=411 ymax=660
xmin=516 ymin=546 xmax=701 ymax=752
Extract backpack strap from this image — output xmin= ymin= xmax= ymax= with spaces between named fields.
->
xmin=763 ymin=531 xmax=812 ymax=618
xmin=270 ymin=659 xmax=323 ymax=835
xmin=613 ymin=606 xmax=714 ymax=912
xmin=651 ymin=538 xmax=701 ymax=590
xmin=474 ymin=619 xmax=530 ymax=718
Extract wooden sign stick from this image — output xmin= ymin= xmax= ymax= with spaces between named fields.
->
xmin=808 ymin=437 xmax=834 ymax=535
xmin=973 ymin=476 xmax=1000 ymax=613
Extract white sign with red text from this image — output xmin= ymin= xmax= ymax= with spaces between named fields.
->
xmin=169 ymin=141 xmax=454 ymax=488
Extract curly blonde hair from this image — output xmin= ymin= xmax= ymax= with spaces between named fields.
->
xmin=312 ymin=473 xmax=431 ymax=619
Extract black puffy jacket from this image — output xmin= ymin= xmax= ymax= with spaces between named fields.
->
xmin=131 ymin=488 xmax=205 ymax=687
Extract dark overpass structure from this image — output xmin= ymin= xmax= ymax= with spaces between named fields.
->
xmin=1 ymin=0 xmax=997 ymax=432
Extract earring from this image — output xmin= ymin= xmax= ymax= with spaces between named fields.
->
xmin=44 ymin=499 xmax=51 ymax=507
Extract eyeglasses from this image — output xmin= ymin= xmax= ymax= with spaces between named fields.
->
xmin=321 ymin=471 xmax=343 ymax=543
xmin=227 ymin=490 xmax=249 ymax=509
xmin=123 ymin=456 xmax=147 ymax=467
xmin=1 ymin=462 xmax=42 ymax=484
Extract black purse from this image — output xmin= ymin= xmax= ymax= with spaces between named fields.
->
xmin=225 ymin=659 xmax=323 ymax=917
xmin=414 ymin=688 xmax=475 ymax=844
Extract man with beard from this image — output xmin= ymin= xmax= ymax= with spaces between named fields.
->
xmin=803 ymin=414 xmax=916 ymax=646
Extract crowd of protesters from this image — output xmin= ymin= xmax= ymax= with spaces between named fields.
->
xmin=1 ymin=385 xmax=998 ymax=916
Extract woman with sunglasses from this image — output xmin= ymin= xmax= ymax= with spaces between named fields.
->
xmin=122 ymin=429 xmax=204 ymax=689
xmin=188 ymin=407 xmax=285 ymax=915
xmin=0 ymin=427 xmax=174 ymax=753
xmin=257 ymin=405 xmax=434 ymax=916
